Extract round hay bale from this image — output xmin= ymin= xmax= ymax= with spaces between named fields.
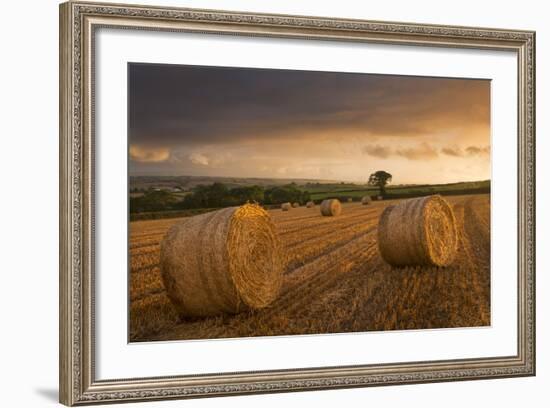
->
xmin=361 ymin=196 xmax=372 ymax=205
xmin=292 ymin=202 xmax=300 ymax=208
xmin=306 ymin=201 xmax=315 ymax=208
xmin=320 ymin=199 xmax=342 ymax=217
xmin=377 ymin=195 xmax=458 ymax=267
xmin=160 ymin=204 xmax=283 ymax=317
xmin=281 ymin=202 xmax=291 ymax=211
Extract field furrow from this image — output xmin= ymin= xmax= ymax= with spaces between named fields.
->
xmin=282 ymin=218 xmax=380 ymax=271
xmin=271 ymin=239 xmax=379 ymax=317
xmin=130 ymin=240 xmax=161 ymax=251
xmin=130 ymin=252 xmax=160 ymax=271
xmin=274 ymin=206 xmax=378 ymax=233
xmin=129 ymin=194 xmax=491 ymax=342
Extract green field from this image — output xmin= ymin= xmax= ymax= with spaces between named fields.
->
xmin=130 ymin=175 xmax=490 ymax=217
xmin=306 ymin=180 xmax=490 ymax=201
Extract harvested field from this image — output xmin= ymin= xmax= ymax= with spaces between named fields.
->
xmin=129 ymin=194 xmax=491 ymax=342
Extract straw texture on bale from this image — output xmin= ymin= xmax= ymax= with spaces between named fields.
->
xmin=281 ymin=202 xmax=291 ymax=211
xmin=292 ymin=202 xmax=300 ymax=208
xmin=377 ymin=195 xmax=458 ymax=267
xmin=160 ymin=204 xmax=283 ymax=317
xmin=306 ymin=201 xmax=315 ymax=208
xmin=320 ymin=199 xmax=342 ymax=217
xmin=361 ymin=196 xmax=372 ymax=205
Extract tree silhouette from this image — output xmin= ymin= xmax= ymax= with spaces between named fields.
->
xmin=368 ymin=171 xmax=392 ymax=196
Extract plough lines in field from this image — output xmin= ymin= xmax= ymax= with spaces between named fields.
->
xmin=275 ymin=207 xmax=379 ymax=235
xmin=128 ymin=195 xmax=492 ymax=342
xmin=265 ymin=233 xmax=379 ymax=319
xmin=284 ymin=224 xmax=378 ymax=273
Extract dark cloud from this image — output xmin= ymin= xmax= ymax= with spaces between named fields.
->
xmin=440 ymin=145 xmax=490 ymax=157
xmin=129 ymin=63 xmax=490 ymax=149
xmin=362 ymin=144 xmax=392 ymax=159
xmin=129 ymin=63 xmax=490 ymax=179
xmin=441 ymin=146 xmax=464 ymax=157
xmin=395 ymin=143 xmax=439 ymax=161
xmin=466 ymin=145 xmax=490 ymax=156
xmin=362 ymin=142 xmax=439 ymax=161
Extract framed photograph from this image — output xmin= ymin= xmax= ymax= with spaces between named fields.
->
xmin=59 ymin=1 xmax=535 ymax=405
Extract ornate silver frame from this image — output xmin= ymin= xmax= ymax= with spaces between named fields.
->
xmin=59 ymin=1 xmax=536 ymax=405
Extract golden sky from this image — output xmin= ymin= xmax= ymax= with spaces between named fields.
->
xmin=129 ymin=63 xmax=490 ymax=184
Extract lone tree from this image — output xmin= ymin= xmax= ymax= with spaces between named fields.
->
xmin=368 ymin=170 xmax=392 ymax=196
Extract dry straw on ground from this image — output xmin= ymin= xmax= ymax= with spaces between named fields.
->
xmin=281 ymin=202 xmax=291 ymax=211
xmin=160 ymin=204 xmax=283 ymax=317
xmin=306 ymin=201 xmax=315 ymax=208
xmin=292 ymin=202 xmax=300 ymax=208
xmin=320 ymin=199 xmax=342 ymax=217
xmin=361 ymin=196 xmax=372 ymax=205
xmin=377 ymin=195 xmax=458 ymax=267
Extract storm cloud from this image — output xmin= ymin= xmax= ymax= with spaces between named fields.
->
xmin=441 ymin=146 xmax=463 ymax=157
xmin=441 ymin=145 xmax=491 ymax=157
xmin=362 ymin=144 xmax=393 ymax=159
xmin=362 ymin=143 xmax=439 ymax=161
xmin=466 ymin=145 xmax=491 ymax=156
xmin=129 ymin=63 xmax=491 ymax=184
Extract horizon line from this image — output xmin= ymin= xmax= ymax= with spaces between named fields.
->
xmin=129 ymin=173 xmax=490 ymax=186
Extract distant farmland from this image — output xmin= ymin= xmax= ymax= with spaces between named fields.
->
xmin=129 ymin=178 xmax=490 ymax=220
xmin=129 ymin=194 xmax=490 ymax=342
xmin=306 ymin=180 xmax=490 ymax=201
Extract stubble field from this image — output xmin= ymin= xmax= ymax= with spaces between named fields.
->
xmin=129 ymin=194 xmax=490 ymax=342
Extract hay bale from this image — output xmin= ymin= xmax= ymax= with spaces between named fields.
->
xmin=377 ymin=195 xmax=458 ymax=267
xmin=281 ymin=202 xmax=291 ymax=211
xmin=292 ymin=202 xmax=300 ymax=208
xmin=377 ymin=195 xmax=384 ymax=201
xmin=320 ymin=199 xmax=342 ymax=216
xmin=306 ymin=201 xmax=315 ymax=208
xmin=361 ymin=196 xmax=372 ymax=205
xmin=347 ymin=197 xmax=353 ymax=203
xmin=160 ymin=204 xmax=283 ymax=317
